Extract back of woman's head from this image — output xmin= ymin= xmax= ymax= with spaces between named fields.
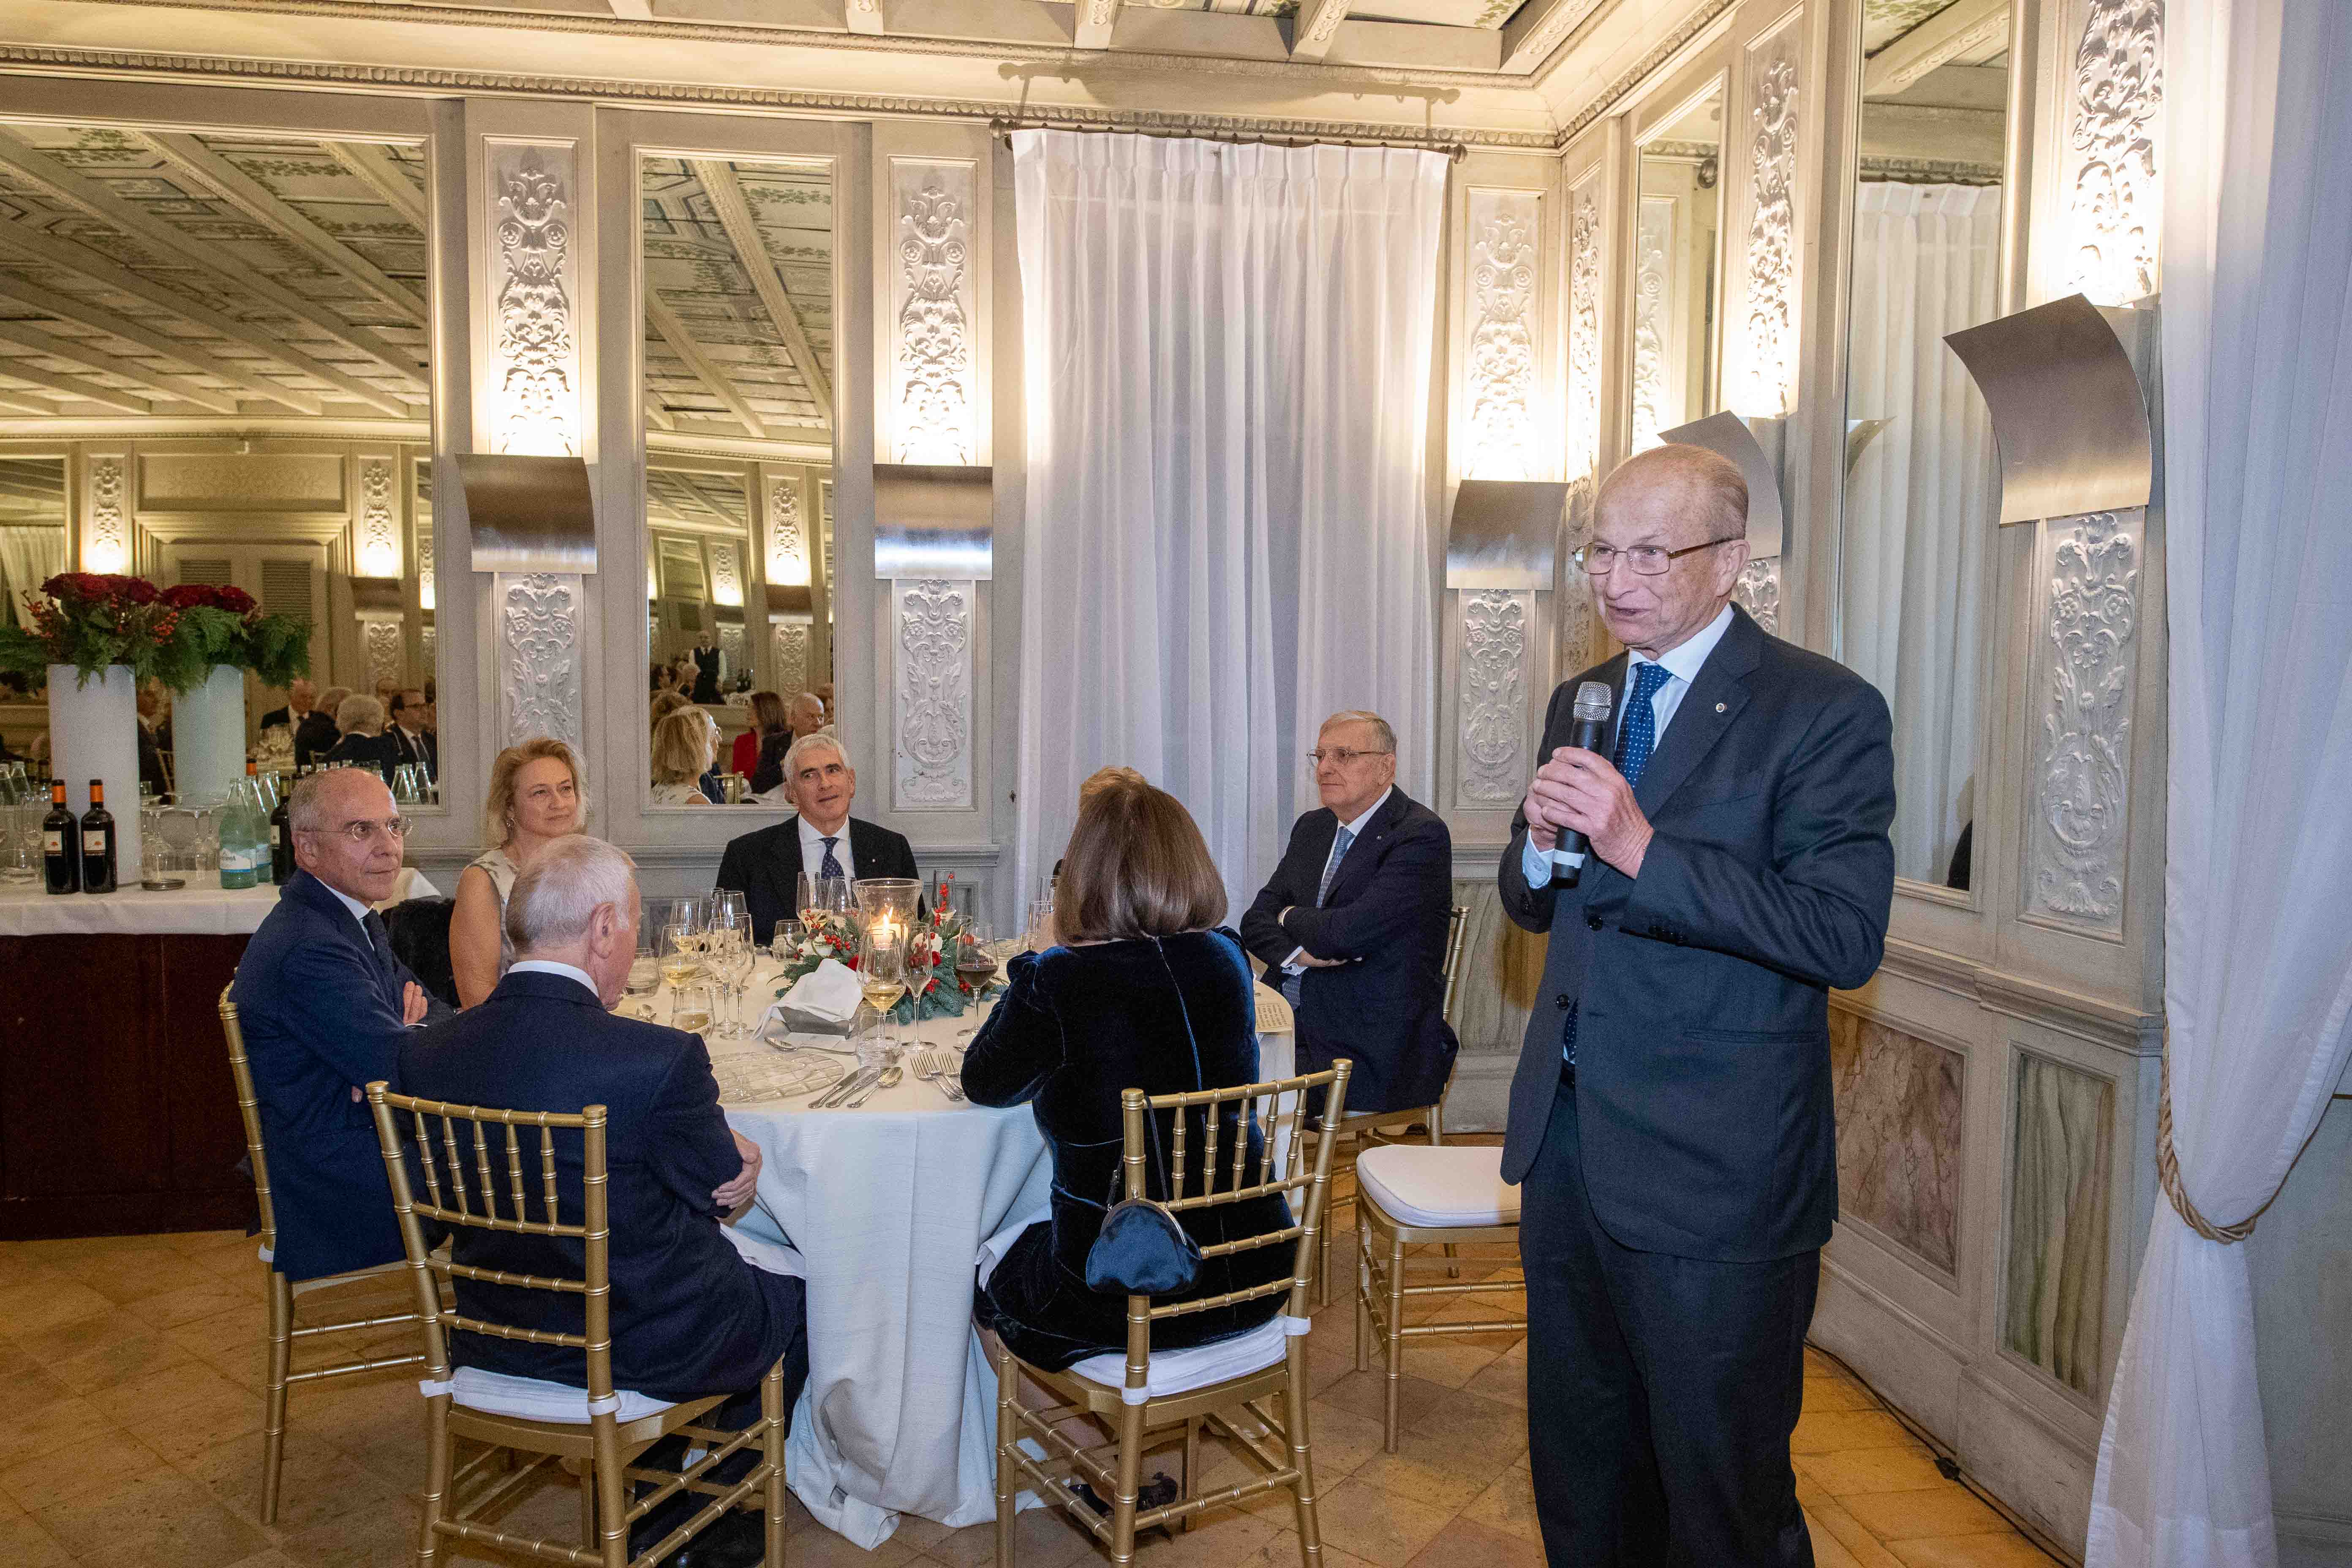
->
xmin=749 ymin=690 xmax=787 ymax=734
xmin=651 ymin=708 xmax=712 ymax=784
xmin=1057 ymin=780 xmax=1225 ymax=943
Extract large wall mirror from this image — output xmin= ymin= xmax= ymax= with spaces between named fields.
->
xmin=0 ymin=120 xmax=436 ymax=800
xmin=1836 ymin=2 xmax=2011 ymax=890
xmin=1632 ymin=84 xmax=1726 ymax=449
xmin=638 ymin=151 xmax=836 ymax=811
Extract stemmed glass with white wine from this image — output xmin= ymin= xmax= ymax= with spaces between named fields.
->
xmin=661 ymin=900 xmax=710 ymax=1032
xmin=858 ymin=917 xmax=909 ymax=1062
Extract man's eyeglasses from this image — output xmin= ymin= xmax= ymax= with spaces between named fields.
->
xmin=303 ymin=817 xmax=408 ymax=845
xmin=1573 ymin=536 xmax=1744 ymax=576
xmin=1307 ymin=748 xmax=1394 ymax=768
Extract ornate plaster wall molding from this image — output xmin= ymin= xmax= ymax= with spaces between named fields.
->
xmin=1563 ymin=0 xmax=1740 ymax=139
xmin=891 ymin=161 xmax=977 ymax=466
xmin=767 ymin=476 xmax=807 ymax=585
xmin=892 ymin=578 xmax=974 ymax=811
xmin=1560 ymin=179 xmax=1603 ymax=670
xmin=416 ymin=521 xmax=436 ymax=610
xmin=1631 ymin=196 xmax=1674 ymax=451
xmin=361 ymin=615 xmax=406 ymax=692
xmin=420 ymin=623 xmax=436 ymax=674
xmin=357 ymin=457 xmax=398 ymax=577
xmin=83 ymin=455 xmax=128 ymax=574
xmin=2024 ymin=509 xmax=2140 ymax=931
xmin=708 ymin=539 xmax=743 ymax=609
xmin=497 ymin=570 xmax=584 ymax=752
xmin=2066 ymin=0 xmax=2163 ymax=305
xmin=719 ymin=622 xmax=749 ymax=686
xmin=487 ymin=142 xmax=580 ymax=458
xmin=772 ymin=616 xmax=811 ymax=696
xmin=1462 ymin=188 xmax=1543 ymax=483
xmin=1739 ymin=46 xmax=1800 ymax=417
xmin=1733 ymin=555 xmax=1781 ymax=634
xmin=1458 ymin=588 xmax=1533 ymax=805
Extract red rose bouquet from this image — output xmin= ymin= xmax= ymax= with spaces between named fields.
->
xmin=0 ymin=574 xmax=310 ymax=692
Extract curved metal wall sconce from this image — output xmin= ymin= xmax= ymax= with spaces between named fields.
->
xmin=458 ymin=454 xmax=599 ymax=574
xmin=1944 ymin=294 xmax=2154 ymax=525
xmin=874 ymin=463 xmax=995 ymax=580
xmin=1657 ymin=411 xmax=1787 ymax=558
xmin=1446 ymin=479 xmax=1567 ymax=589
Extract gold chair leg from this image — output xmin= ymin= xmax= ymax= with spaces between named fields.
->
xmin=591 ymin=1417 xmax=631 ymax=1568
xmin=1383 ymin=1232 xmax=1407 ymax=1454
xmin=415 ymin=1394 xmax=452 ymax=1568
xmin=1109 ymin=1400 xmax=1146 ymax=1568
xmin=578 ymin=1464 xmax=597 ymax=1550
xmin=992 ymin=1337 xmax=1018 ymax=1568
xmin=1281 ymin=1345 xmax=1323 ymax=1568
xmin=1424 ymin=1109 xmax=1461 ymax=1279
xmin=763 ymin=1359 xmax=789 ymax=1567
xmin=261 ymin=1269 xmax=293 ymax=1527
xmin=1353 ymin=1226 xmax=1370 ymax=1375
xmin=1182 ymin=1416 xmax=1201 ymax=1533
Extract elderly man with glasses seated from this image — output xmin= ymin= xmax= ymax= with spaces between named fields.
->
xmin=1239 ymin=710 xmax=1458 ymax=1118
xmin=227 ymin=768 xmax=449 ymax=1282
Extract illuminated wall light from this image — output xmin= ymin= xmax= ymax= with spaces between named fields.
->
xmin=710 ymin=540 xmax=744 ymax=609
xmin=487 ymin=143 xmax=582 ymax=459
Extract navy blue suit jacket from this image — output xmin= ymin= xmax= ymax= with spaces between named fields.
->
xmin=1497 ymin=604 xmax=1895 ymax=1263
xmin=397 ymin=971 xmax=804 ymax=1401
xmin=229 ymin=870 xmax=445 ymax=1281
xmin=1239 ymin=788 xmax=1459 ymax=1116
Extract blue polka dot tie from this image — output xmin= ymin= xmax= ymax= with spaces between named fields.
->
xmin=1563 ymin=660 xmax=1677 ymax=1068
xmin=819 ymin=837 xmax=843 ymax=879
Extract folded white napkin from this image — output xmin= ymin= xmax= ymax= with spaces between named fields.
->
xmin=777 ymin=958 xmax=862 ymax=1024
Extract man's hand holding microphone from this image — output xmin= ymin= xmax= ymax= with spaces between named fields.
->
xmin=1523 ymin=680 xmax=1655 ymax=882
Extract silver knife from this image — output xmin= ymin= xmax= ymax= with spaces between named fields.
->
xmin=813 ymin=1064 xmax=878 ymax=1109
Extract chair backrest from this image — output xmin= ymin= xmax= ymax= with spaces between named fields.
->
xmin=218 ymin=986 xmax=276 ymax=1259
xmin=1113 ymin=1059 xmax=1353 ymax=1399
xmin=1439 ymin=904 xmax=1471 ymax=1024
xmin=365 ymin=1084 xmax=613 ymax=1403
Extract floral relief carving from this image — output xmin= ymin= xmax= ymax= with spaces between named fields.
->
xmin=85 ymin=456 xmax=127 ymax=572
xmin=492 ymin=147 xmax=579 ymax=457
xmin=420 ymin=624 xmax=436 ymax=673
xmin=773 ymin=619 xmax=810 ymax=695
xmin=2028 ymin=511 xmax=2140 ymax=928
xmin=500 ymin=571 xmax=582 ymax=751
xmin=709 ymin=539 xmax=742 ymax=607
xmin=1741 ymin=50 xmax=1800 ymax=416
xmin=2068 ymin=0 xmax=2162 ymax=304
xmin=1631 ymin=197 xmax=1674 ymax=451
xmin=895 ymin=578 xmax=972 ymax=810
xmin=893 ymin=165 xmax=975 ymax=465
xmin=719 ymin=623 xmax=748 ymax=684
xmin=1732 ymin=556 xmax=1780 ymax=635
xmin=357 ymin=459 xmax=397 ymax=576
xmin=1459 ymin=589 xmax=1531 ymax=805
xmin=417 ymin=525 xmax=436 ymax=611
xmin=362 ymin=618 xmax=405 ymax=692
xmin=1464 ymin=191 xmax=1541 ymax=482
xmin=1562 ymin=184 xmax=1603 ymax=670
xmin=768 ymin=478 xmax=807 ymax=584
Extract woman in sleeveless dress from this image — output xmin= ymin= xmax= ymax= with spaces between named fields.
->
xmin=451 ymin=738 xmax=586 ymax=1007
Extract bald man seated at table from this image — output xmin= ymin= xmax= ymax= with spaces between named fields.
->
xmin=228 ymin=768 xmax=446 ymax=1282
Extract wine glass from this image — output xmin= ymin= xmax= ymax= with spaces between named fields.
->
xmin=795 ymin=870 xmax=825 ymax=932
xmin=714 ymin=911 xmax=754 ymax=1037
xmin=819 ymin=876 xmax=851 ymax=927
xmin=625 ymin=917 xmax=662 ymax=1015
xmin=660 ymin=903 xmax=706 ymax=1029
xmin=858 ymin=919 xmax=909 ymax=1062
xmin=771 ymin=917 xmax=808 ymax=963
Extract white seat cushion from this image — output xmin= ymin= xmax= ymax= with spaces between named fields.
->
xmin=1355 ymin=1145 xmax=1521 ymax=1228
xmin=444 ymin=1367 xmax=677 ymax=1425
xmin=1067 ymin=1314 xmax=1290 ymax=1400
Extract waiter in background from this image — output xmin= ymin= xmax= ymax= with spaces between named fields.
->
xmin=1498 ymin=443 xmax=1895 ymax=1567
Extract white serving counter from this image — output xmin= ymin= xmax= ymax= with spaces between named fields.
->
xmin=0 ymin=866 xmax=440 ymax=937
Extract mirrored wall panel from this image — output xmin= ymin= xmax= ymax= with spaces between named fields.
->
xmin=640 ymin=152 xmax=836 ymax=808
xmin=1837 ymin=6 xmax=2010 ymax=887
xmin=0 ymin=122 xmax=435 ymax=794
xmin=1631 ymin=87 xmax=1724 ymax=449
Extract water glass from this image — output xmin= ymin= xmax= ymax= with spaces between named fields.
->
xmin=0 ymin=800 xmax=39 ymax=884
xmin=1027 ymin=898 xmax=1056 ymax=952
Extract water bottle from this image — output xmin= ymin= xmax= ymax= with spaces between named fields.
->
xmin=218 ymin=776 xmax=267 ymax=890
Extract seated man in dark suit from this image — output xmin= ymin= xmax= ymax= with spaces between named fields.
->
xmin=401 ymin=836 xmax=806 ymax=1567
xmin=1240 ymin=710 xmax=1457 ymax=1117
xmin=228 ymin=767 xmax=444 ymax=1281
xmin=716 ymin=733 xmax=919 ymax=945
xmin=258 ymin=676 xmax=317 ymax=735
xmin=386 ymin=688 xmax=438 ymax=784
xmin=294 ymin=685 xmax=345 ymax=770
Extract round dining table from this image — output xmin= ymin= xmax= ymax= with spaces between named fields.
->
xmin=637 ymin=958 xmax=1295 ymax=1549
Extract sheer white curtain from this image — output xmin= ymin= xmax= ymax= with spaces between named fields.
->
xmin=2086 ymin=2 xmax=2352 ymax=1563
xmin=1010 ymin=130 xmax=1444 ymax=906
xmin=0 ymin=524 xmax=65 ymax=629
xmin=1839 ymin=182 xmax=2001 ymax=884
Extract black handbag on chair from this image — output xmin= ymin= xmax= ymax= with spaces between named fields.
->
xmin=1084 ymin=1110 xmax=1200 ymax=1296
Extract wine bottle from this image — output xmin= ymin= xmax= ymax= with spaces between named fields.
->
xmin=42 ymin=781 xmax=79 ymax=895
xmin=270 ymin=768 xmax=297 ymax=883
xmin=79 ymin=779 xmax=117 ymax=895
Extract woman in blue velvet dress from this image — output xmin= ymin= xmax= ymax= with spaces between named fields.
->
xmin=965 ymin=778 xmax=1294 ymax=1371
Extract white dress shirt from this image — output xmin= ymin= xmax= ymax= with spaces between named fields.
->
xmin=319 ymin=879 xmax=374 ymax=930
xmin=1523 ymin=602 xmax=1736 ymax=887
xmin=798 ymin=814 xmax=856 ymax=881
xmin=1283 ymin=785 xmax=1393 ymax=972
xmin=508 ymin=958 xmax=601 ymax=999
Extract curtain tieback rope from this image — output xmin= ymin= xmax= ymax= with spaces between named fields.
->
xmin=2156 ymin=1050 xmax=2321 ymax=1244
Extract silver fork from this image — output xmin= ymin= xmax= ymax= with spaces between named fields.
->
xmin=915 ymin=1051 xmax=966 ymax=1102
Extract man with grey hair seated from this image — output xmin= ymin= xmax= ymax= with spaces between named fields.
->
xmin=400 ymin=835 xmax=806 ymax=1568
xmin=1240 ymin=709 xmax=1458 ymax=1117
xmin=322 ymin=692 xmax=397 ymax=784
xmin=715 ymin=732 xmax=920 ymax=945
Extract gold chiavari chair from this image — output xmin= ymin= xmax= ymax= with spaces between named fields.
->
xmin=218 ymin=987 xmax=427 ymax=1525
xmin=366 ymin=1083 xmax=790 ymax=1568
xmin=1352 ymin=1145 xmax=1526 ymax=1451
xmin=1312 ymin=905 xmax=1471 ymax=1305
xmin=991 ymin=1060 xmax=1353 ymax=1568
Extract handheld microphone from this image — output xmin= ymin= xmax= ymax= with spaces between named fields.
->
xmin=1546 ymin=680 xmax=1617 ymax=884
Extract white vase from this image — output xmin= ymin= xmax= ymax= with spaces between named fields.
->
xmin=46 ymin=662 xmax=141 ymax=876
xmin=173 ymin=664 xmax=248 ymax=806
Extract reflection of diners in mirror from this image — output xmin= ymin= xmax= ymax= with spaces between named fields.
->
xmin=652 ymin=706 xmax=720 ymax=806
xmin=323 ymin=695 xmax=396 ymax=784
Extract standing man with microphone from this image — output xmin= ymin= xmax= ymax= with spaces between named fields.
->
xmin=1500 ymin=443 xmax=1896 ymax=1567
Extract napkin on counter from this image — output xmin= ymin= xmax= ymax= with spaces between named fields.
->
xmin=771 ymin=958 xmax=862 ymax=1034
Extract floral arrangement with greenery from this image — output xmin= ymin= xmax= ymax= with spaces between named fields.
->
xmin=0 ymin=574 xmax=311 ymax=693
xmin=771 ymin=897 xmax=1002 ymax=1024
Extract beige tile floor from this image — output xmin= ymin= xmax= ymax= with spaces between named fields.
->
xmin=0 ymin=1191 xmax=2059 ymax=1568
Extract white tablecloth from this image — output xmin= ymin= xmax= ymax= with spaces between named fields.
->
xmin=697 ymin=963 xmax=1293 ymax=1548
xmin=0 ymin=866 xmax=439 ymax=936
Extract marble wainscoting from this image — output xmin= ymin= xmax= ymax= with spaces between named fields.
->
xmin=1445 ymin=879 xmax=1549 ymax=1131
xmin=1828 ymin=1010 xmax=1964 ymax=1275
xmin=2003 ymin=1053 xmax=2115 ymax=1398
